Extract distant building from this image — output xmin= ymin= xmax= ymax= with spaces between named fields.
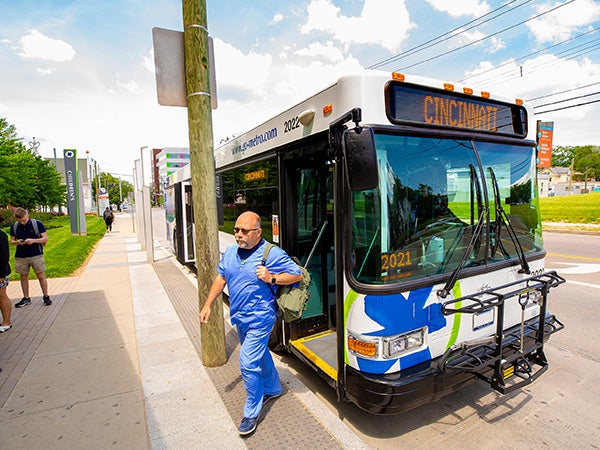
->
xmin=538 ymin=166 xmax=599 ymax=196
xmin=153 ymin=147 xmax=190 ymax=202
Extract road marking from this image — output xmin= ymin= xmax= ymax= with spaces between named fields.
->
xmin=563 ymin=280 xmax=600 ymax=289
xmin=547 ymin=252 xmax=600 ymax=262
xmin=550 ymin=263 xmax=600 ymax=274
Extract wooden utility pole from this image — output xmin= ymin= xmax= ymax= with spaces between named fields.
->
xmin=182 ymin=0 xmax=226 ymax=366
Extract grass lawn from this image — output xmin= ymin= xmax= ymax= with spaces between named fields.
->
xmin=3 ymin=215 xmax=106 ymax=280
xmin=539 ymin=191 xmax=600 ymax=223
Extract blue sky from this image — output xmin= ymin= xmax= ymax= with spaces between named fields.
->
xmin=1 ymin=0 xmax=599 ymax=176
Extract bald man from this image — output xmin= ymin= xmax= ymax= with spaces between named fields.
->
xmin=200 ymin=211 xmax=302 ymax=436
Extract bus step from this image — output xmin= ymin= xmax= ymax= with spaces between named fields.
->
xmin=490 ymin=353 xmax=548 ymax=394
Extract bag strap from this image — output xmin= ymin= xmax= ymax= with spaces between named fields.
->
xmin=262 ymin=243 xmax=277 ymax=296
xmin=262 ymin=243 xmax=275 ymax=266
xmin=31 ymin=219 xmax=40 ymax=238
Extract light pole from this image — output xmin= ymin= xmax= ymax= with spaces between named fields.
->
xmin=28 ymin=137 xmax=40 ymax=154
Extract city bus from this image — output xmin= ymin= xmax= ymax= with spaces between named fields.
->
xmin=169 ymin=71 xmax=565 ymax=414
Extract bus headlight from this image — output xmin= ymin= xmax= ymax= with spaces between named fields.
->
xmin=383 ymin=328 xmax=426 ymax=359
xmin=347 ymin=327 xmax=426 ymax=360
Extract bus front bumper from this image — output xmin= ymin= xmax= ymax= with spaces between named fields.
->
xmin=344 ymin=313 xmax=563 ymax=415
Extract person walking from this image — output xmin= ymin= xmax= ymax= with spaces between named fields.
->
xmin=0 ymin=227 xmax=13 ymax=332
xmin=103 ymin=207 xmax=114 ymax=232
xmin=9 ymin=207 xmax=51 ymax=307
xmin=199 ymin=211 xmax=302 ymax=436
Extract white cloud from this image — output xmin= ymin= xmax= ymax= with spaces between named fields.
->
xmin=143 ymin=48 xmax=155 ymax=73
xmin=212 ymin=38 xmax=273 ymax=98
xmin=271 ymin=13 xmax=284 ymax=25
xmin=36 ymin=67 xmax=55 ymax=76
xmin=13 ymin=29 xmax=75 ymax=62
xmin=487 ymin=36 xmax=506 ymax=54
xmin=294 ymin=41 xmax=344 ymax=63
xmin=300 ymin=0 xmax=413 ymax=52
xmin=426 ymin=0 xmax=490 ymax=18
xmin=528 ymin=0 xmax=600 ymax=43
xmin=116 ymin=75 xmax=141 ymax=95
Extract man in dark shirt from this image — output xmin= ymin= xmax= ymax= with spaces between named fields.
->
xmin=9 ymin=207 xmax=51 ymax=307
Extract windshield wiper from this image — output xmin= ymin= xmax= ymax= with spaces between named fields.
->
xmin=488 ymin=167 xmax=530 ymax=274
xmin=438 ymin=164 xmax=486 ymax=298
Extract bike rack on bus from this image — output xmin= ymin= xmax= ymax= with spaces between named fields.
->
xmin=440 ymin=271 xmax=565 ymax=394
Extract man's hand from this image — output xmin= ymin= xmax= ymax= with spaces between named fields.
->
xmin=199 ymin=305 xmax=211 ymax=323
xmin=256 ymin=265 xmax=271 ymax=283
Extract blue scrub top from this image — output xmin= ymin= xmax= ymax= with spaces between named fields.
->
xmin=218 ymin=238 xmax=300 ymax=325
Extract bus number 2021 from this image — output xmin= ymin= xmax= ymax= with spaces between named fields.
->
xmin=381 ymin=251 xmax=412 ymax=270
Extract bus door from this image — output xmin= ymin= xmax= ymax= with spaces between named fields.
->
xmin=282 ymin=149 xmax=338 ymax=383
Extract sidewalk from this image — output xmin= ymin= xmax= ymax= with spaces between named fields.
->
xmin=0 ymin=215 xmax=367 ymax=449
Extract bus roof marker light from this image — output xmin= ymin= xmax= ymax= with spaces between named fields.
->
xmin=444 ymin=83 xmax=454 ymax=91
xmin=323 ymin=104 xmax=333 ymax=115
xmin=481 ymin=91 xmax=491 ymax=99
xmin=299 ymin=109 xmax=315 ymax=126
xmin=392 ymin=72 xmax=405 ymax=82
xmin=516 ymin=98 xmax=524 ymax=105
xmin=463 ymin=87 xmax=473 ymax=95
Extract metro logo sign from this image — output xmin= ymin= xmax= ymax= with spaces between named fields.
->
xmin=537 ymin=121 xmax=554 ymax=168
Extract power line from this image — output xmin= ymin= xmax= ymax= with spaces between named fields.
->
xmin=533 ymin=90 xmax=600 ymax=108
xmin=535 ymin=97 xmax=600 ymax=114
xmin=396 ymin=0 xmax=577 ymax=72
xmin=457 ymin=27 xmax=599 ymax=84
xmin=367 ymin=0 xmax=531 ymax=70
xmin=527 ymin=81 xmax=600 ymax=102
xmin=483 ymin=38 xmax=600 ymax=86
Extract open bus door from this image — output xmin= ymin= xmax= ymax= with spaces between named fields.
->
xmin=278 ymin=143 xmax=340 ymax=387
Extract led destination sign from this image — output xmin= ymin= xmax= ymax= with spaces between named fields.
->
xmin=386 ymin=82 xmax=527 ymax=137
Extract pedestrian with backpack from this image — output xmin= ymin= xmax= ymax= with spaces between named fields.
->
xmin=9 ymin=207 xmax=51 ymax=307
xmin=103 ymin=207 xmax=114 ymax=232
xmin=199 ymin=211 xmax=302 ymax=436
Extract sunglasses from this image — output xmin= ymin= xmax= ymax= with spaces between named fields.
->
xmin=233 ymin=227 xmax=260 ymax=235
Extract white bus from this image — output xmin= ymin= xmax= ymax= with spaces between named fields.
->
xmin=168 ymin=71 xmax=564 ymax=414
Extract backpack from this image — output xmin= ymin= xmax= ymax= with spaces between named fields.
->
xmin=13 ymin=219 xmax=46 ymax=248
xmin=262 ymin=243 xmax=311 ymax=322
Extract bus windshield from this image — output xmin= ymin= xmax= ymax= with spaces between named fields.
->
xmin=351 ymin=133 xmax=543 ymax=285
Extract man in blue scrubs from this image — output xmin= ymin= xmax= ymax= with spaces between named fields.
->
xmin=200 ymin=211 xmax=302 ymax=436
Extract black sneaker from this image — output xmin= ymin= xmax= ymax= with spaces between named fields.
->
xmin=43 ymin=295 xmax=52 ymax=306
xmin=15 ymin=297 xmax=31 ymax=308
xmin=263 ymin=392 xmax=282 ymax=405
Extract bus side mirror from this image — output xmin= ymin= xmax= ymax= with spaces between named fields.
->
xmin=343 ymin=127 xmax=378 ymax=191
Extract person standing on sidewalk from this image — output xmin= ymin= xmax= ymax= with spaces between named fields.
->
xmin=9 ymin=207 xmax=51 ymax=307
xmin=0 ymin=227 xmax=13 ymax=332
xmin=103 ymin=207 xmax=114 ymax=232
xmin=200 ymin=211 xmax=302 ymax=436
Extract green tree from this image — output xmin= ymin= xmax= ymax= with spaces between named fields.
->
xmin=550 ymin=145 xmax=600 ymax=181
xmin=551 ymin=145 xmax=575 ymax=167
xmin=92 ymin=172 xmax=133 ymax=207
xmin=572 ymin=145 xmax=600 ymax=182
xmin=0 ymin=117 xmax=65 ymax=210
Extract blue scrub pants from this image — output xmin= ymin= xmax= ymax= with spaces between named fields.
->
xmin=236 ymin=312 xmax=282 ymax=419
